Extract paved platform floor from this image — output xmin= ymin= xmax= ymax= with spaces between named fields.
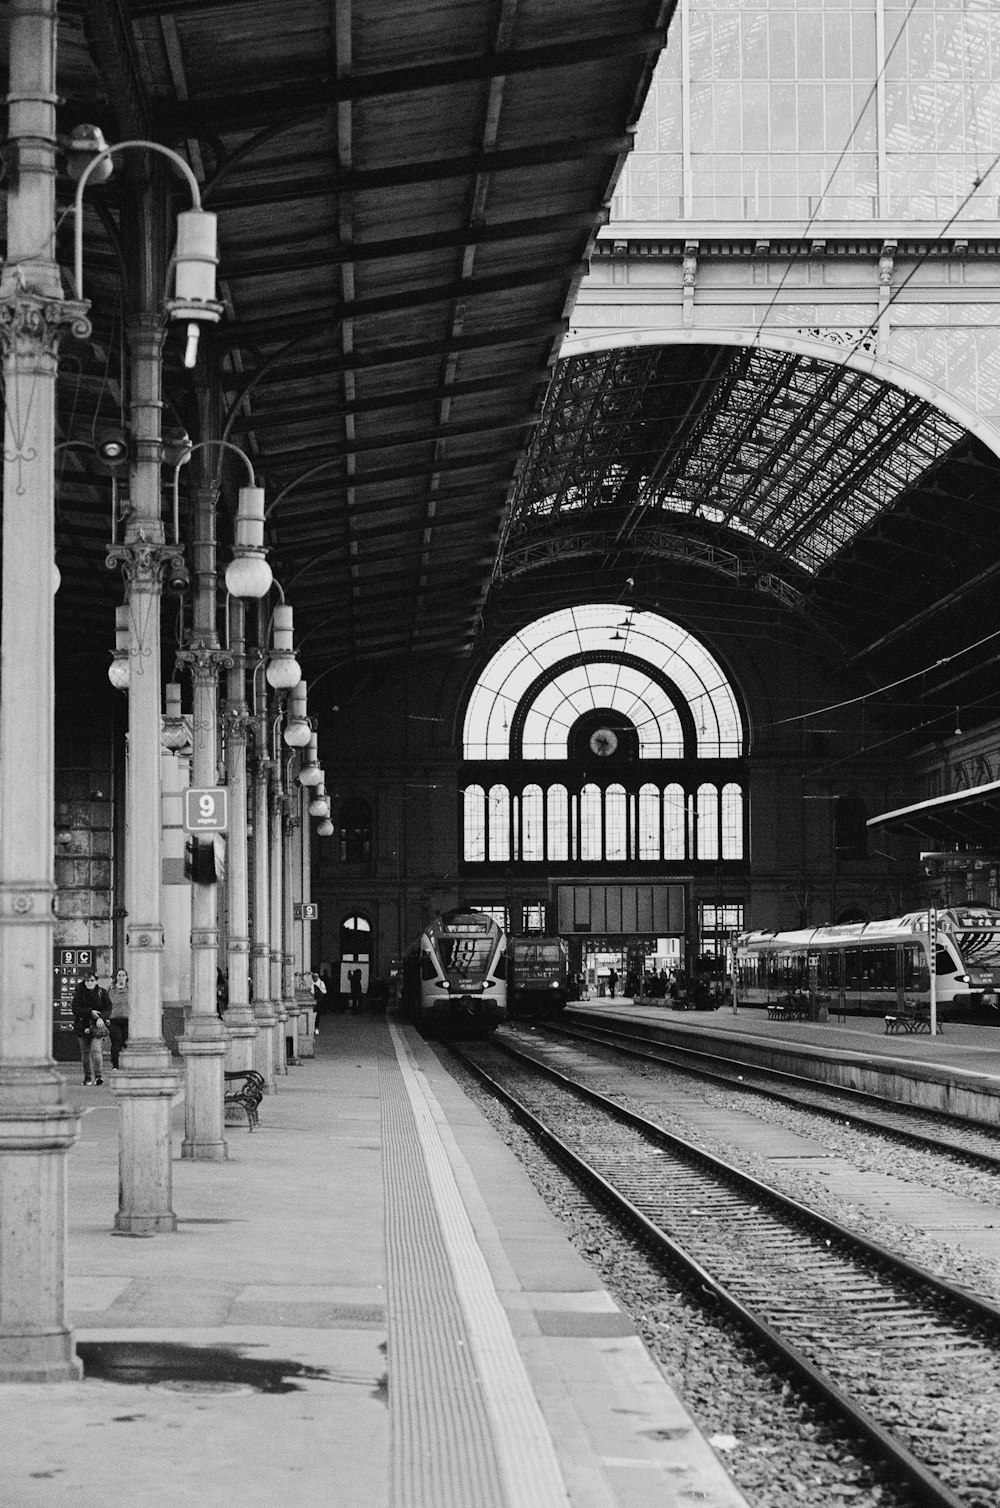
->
xmin=6 ymin=1015 xmax=748 ymax=1508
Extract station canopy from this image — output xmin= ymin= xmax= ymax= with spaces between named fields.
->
xmin=20 ymin=1 xmax=1000 ymax=748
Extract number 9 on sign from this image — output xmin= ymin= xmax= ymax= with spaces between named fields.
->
xmin=184 ymin=786 xmax=228 ymax=833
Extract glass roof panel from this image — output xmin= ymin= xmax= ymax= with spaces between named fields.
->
xmin=464 ymin=605 xmax=743 ymax=759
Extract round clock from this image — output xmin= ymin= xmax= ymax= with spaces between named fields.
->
xmin=588 ymin=727 xmax=619 ymax=757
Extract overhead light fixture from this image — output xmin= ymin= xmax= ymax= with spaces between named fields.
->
xmin=316 ymin=819 xmax=334 ymax=837
xmin=161 ymin=681 xmax=190 ymax=751
xmin=95 ymin=427 xmax=130 ymax=475
xmin=282 ymin=681 xmax=312 ymax=747
xmin=308 ymin=784 xmax=330 ymax=820
xmin=107 ymin=604 xmax=129 ymax=691
xmin=65 ymin=124 xmax=113 ymax=185
xmin=225 ymin=484 xmax=273 ymax=599
xmin=165 ymin=208 xmax=223 ymax=370
xmin=298 ymin=732 xmax=323 ymax=786
xmin=265 ymin=604 xmax=301 ymax=689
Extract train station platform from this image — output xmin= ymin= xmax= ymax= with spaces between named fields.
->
xmin=8 ymin=1015 xmax=748 ymax=1508
xmin=566 ymin=1000 xmax=1000 ymax=1124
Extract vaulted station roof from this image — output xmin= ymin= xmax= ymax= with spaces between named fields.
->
xmin=42 ymin=0 xmax=673 ymax=689
xmin=493 ymin=340 xmax=1000 ymax=744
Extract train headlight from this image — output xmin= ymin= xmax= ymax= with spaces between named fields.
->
xmin=957 ymin=973 xmax=970 ymax=984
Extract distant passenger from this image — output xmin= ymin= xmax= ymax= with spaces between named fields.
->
xmin=608 ymin=968 xmax=618 ymax=998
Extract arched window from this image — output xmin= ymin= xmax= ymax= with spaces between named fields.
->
xmin=639 ymin=783 xmax=660 ymax=860
xmin=464 ymin=785 xmax=486 ymax=861
xmin=338 ymin=797 xmax=372 ymax=864
xmin=722 ymin=783 xmax=744 ymax=859
xmin=664 ymin=783 xmax=686 ymax=859
xmin=605 ymin=784 xmax=627 ymax=861
xmin=463 ymin=604 xmax=744 ymax=758
xmin=580 ymin=783 xmax=602 ymax=862
xmin=339 ymin=914 xmax=371 ymax=962
xmin=488 ymin=784 xmax=510 ymax=862
xmin=697 ymin=783 xmax=719 ymax=860
xmin=521 ymin=784 xmax=544 ymax=861
xmin=546 ymin=784 xmax=568 ymax=860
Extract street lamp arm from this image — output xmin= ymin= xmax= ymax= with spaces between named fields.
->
xmin=172 ymin=439 xmax=258 ymax=543
xmin=73 ymin=140 xmax=204 ymax=301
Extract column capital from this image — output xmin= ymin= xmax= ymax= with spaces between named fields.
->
xmin=176 ymin=640 xmax=235 ymax=681
xmin=0 ymin=289 xmax=91 ymax=363
xmin=106 ymin=539 xmax=185 ymax=590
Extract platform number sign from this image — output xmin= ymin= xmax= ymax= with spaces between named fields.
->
xmin=184 ymin=787 xmax=228 ymax=833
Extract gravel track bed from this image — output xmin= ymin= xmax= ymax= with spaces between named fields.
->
xmin=447 ymin=1048 xmax=924 ymax=1508
xmin=517 ymin=1030 xmax=1000 ymax=1308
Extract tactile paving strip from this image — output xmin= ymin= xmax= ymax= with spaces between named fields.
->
xmin=381 ymin=1050 xmax=508 ymax=1508
xmin=382 ymin=1028 xmax=570 ymax=1508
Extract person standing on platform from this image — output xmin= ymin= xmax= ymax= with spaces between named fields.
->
xmin=608 ymin=967 xmax=618 ymax=998
xmin=107 ymin=967 xmax=130 ymax=1070
xmin=348 ymin=967 xmax=364 ymax=1014
xmin=71 ymin=971 xmax=111 ymax=1085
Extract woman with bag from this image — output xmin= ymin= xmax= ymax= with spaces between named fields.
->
xmin=71 ymin=971 xmax=112 ymax=1085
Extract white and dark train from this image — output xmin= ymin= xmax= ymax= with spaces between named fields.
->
xmin=732 ymin=906 xmax=1000 ymax=1020
xmin=401 ymin=907 xmax=508 ymax=1036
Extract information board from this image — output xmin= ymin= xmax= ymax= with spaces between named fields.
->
xmin=53 ymin=946 xmax=95 ymax=1042
xmin=184 ymin=787 xmax=228 ymax=833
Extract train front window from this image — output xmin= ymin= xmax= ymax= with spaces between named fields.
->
xmin=438 ymin=937 xmax=495 ymax=979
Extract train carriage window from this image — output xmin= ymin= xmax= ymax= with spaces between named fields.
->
xmin=935 ymin=946 xmax=957 ymax=976
xmin=843 ymin=946 xmax=862 ymax=988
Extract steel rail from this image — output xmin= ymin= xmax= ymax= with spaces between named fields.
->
xmin=534 ymin=1016 xmax=1000 ymax=1171
xmin=452 ymin=1040 xmax=994 ymax=1508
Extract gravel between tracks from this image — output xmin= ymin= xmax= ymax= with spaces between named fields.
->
xmin=449 ymin=1049 xmax=928 ymax=1508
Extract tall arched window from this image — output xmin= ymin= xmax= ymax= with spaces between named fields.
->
xmin=639 ymin=783 xmax=660 ymax=860
xmin=605 ymin=784 xmax=627 ymax=861
xmin=488 ymin=784 xmax=510 ymax=861
xmin=521 ymin=784 xmax=544 ymax=861
xmin=580 ymin=783 xmax=602 ymax=861
xmin=697 ymin=783 xmax=719 ymax=860
xmin=664 ymin=783 xmax=685 ymax=859
xmin=464 ymin=785 xmax=486 ymax=861
xmin=722 ymin=783 xmax=744 ymax=859
xmin=546 ymin=784 xmax=568 ymax=860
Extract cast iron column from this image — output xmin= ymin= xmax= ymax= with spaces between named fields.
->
xmin=250 ymin=684 xmax=277 ymax=1088
xmin=223 ymin=596 xmax=256 ymax=1071
xmin=108 ymin=302 xmax=182 ymax=1232
xmin=269 ymin=765 xmax=288 ymax=1076
xmin=175 ymin=474 xmax=230 ymax=1158
xmin=0 ymin=0 xmax=89 ymax=1380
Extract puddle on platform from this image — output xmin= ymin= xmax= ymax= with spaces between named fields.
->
xmin=77 ymin=1340 xmax=333 ymax=1394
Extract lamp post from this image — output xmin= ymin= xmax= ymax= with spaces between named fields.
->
xmin=172 ymin=437 xmax=272 ymax=1151
xmin=74 ymin=132 xmax=220 ymax=1226
xmin=0 ymin=0 xmax=90 ymax=1381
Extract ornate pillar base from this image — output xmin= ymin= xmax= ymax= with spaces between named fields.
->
xmin=285 ymin=1003 xmax=302 ymax=1066
xmin=272 ymin=1002 xmax=289 ymax=1077
xmin=224 ymin=1012 xmax=257 ymax=1075
xmin=178 ymin=1026 xmax=228 ymax=1161
xmin=252 ymin=1006 xmax=278 ymax=1092
xmin=0 ymin=1070 xmax=82 ymax=1380
xmin=298 ymin=1001 xmax=316 ymax=1059
xmin=112 ymin=1047 xmax=179 ymax=1234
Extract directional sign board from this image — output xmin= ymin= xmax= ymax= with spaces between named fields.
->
xmin=184 ymin=787 xmax=228 ymax=833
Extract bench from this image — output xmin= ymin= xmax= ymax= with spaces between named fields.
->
xmin=768 ymin=997 xmax=809 ymax=1021
xmin=884 ymin=1007 xmax=938 ymax=1035
xmin=224 ymin=1069 xmax=265 ymax=1130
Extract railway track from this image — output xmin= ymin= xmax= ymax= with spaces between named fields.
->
xmin=533 ymin=1015 xmax=1000 ymax=1171
xmin=454 ymin=1033 xmax=1000 ymax=1508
